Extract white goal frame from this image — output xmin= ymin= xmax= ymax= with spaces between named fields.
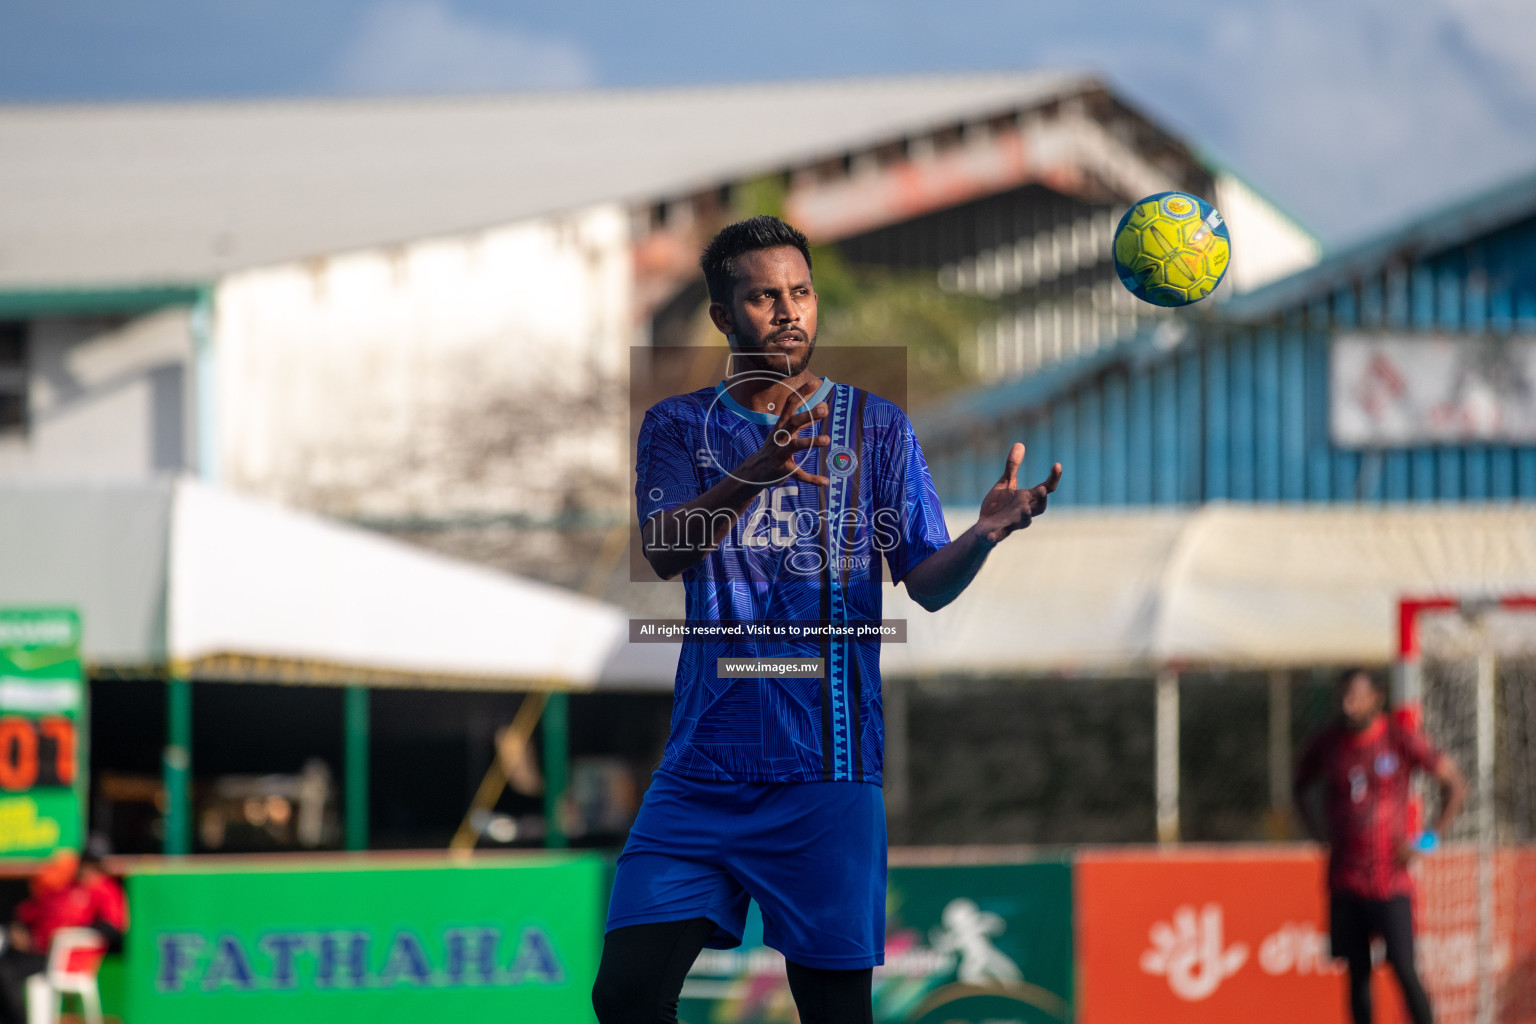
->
xmin=1394 ymin=593 xmax=1536 ymax=1024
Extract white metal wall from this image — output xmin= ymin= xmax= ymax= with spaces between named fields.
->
xmin=214 ymin=204 xmax=634 ymax=521
xmin=1214 ymin=172 xmax=1323 ymax=293
xmin=0 ymin=309 xmax=196 ymax=482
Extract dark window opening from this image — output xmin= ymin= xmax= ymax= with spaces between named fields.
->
xmin=0 ymin=321 xmax=26 ymax=435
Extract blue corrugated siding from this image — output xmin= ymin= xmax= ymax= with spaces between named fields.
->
xmin=1103 ymin=372 xmax=1128 ymax=505
xmin=1129 ymin=367 xmax=1153 ymax=503
xmin=1079 ymin=388 xmax=1103 ymax=505
xmin=927 ymin=213 xmax=1536 ymax=507
xmin=1229 ymin=334 xmax=1254 ymax=500
xmin=1054 ymin=396 xmax=1078 ymax=506
xmin=1205 ymin=337 xmax=1229 ymax=500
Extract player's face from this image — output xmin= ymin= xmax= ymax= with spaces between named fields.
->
xmin=716 ymin=246 xmax=818 ymax=377
xmin=1340 ymin=674 xmax=1384 ymax=731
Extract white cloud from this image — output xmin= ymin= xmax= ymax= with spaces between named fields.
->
xmin=1436 ymin=0 xmax=1536 ymax=95
xmin=317 ymin=0 xmax=1536 ymax=242
xmin=1204 ymin=0 xmax=1536 ymax=242
xmin=332 ymin=1 xmax=595 ymax=94
xmin=1041 ymin=0 xmax=1536 ymax=243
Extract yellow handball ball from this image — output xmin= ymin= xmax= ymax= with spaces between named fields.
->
xmin=1112 ymin=191 xmax=1232 ymax=307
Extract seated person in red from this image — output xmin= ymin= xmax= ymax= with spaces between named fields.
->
xmin=71 ymin=850 xmax=128 ymax=953
xmin=0 ymin=847 xmax=128 ymax=1024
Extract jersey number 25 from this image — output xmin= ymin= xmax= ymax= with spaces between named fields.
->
xmin=743 ymin=485 xmax=798 ymax=548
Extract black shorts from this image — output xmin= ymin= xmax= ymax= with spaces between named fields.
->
xmin=1329 ymin=891 xmax=1413 ymax=965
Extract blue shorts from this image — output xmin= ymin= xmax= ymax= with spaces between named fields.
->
xmin=604 ymin=770 xmax=887 ymax=969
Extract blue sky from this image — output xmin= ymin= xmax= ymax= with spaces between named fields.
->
xmin=4 ymin=0 xmax=1535 ymax=245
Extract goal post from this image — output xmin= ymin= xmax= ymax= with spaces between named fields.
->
xmin=1393 ymin=594 xmax=1536 ymax=1024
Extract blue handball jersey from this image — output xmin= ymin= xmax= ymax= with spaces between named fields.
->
xmin=636 ymin=376 xmax=949 ymax=785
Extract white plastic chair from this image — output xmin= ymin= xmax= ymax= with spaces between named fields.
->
xmin=25 ymin=927 xmax=106 ymax=1024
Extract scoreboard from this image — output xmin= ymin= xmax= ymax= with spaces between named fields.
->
xmin=0 ymin=609 xmax=83 ymax=857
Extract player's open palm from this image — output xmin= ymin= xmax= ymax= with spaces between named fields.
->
xmin=737 ymin=399 xmax=832 ymax=488
xmin=977 ymin=442 xmax=1062 ymax=543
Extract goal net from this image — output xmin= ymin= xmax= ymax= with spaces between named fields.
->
xmin=1399 ymin=595 xmax=1536 ymax=1024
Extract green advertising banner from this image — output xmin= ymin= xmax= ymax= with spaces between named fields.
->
xmin=123 ymin=854 xmax=608 ymax=1024
xmin=0 ymin=608 xmax=84 ymax=857
xmin=679 ymin=858 xmax=1075 ymax=1024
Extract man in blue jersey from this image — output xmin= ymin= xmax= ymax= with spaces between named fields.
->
xmin=592 ymin=216 xmax=1062 ymax=1024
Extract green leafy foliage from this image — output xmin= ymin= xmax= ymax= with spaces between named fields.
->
xmin=808 ymin=243 xmax=993 ymax=409
xmin=678 ymin=180 xmax=1000 ymax=408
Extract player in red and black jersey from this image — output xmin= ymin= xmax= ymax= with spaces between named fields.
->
xmin=1294 ymin=668 xmax=1467 ymax=1024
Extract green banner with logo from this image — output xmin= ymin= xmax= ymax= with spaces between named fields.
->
xmin=679 ymin=858 xmax=1075 ymax=1024
xmin=123 ymin=854 xmax=607 ymax=1023
xmin=0 ymin=608 xmax=84 ymax=857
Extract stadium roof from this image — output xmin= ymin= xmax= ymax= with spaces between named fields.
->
xmin=0 ymin=72 xmax=1090 ymax=292
xmin=917 ymin=162 xmax=1536 ymax=444
xmin=1222 ymin=164 xmax=1536 ymax=320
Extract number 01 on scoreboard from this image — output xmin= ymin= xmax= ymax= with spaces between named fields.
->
xmin=0 ymin=610 xmax=86 ymax=858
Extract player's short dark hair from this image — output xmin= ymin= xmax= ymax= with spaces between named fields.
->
xmin=700 ymin=216 xmax=813 ymax=305
xmin=1337 ymin=667 xmax=1387 ymax=696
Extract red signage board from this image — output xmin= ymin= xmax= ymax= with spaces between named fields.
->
xmin=1078 ymin=846 xmax=1536 ymax=1024
xmin=1079 ymin=848 xmax=1401 ymax=1024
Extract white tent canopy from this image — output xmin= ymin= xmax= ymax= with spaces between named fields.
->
xmin=882 ymin=503 xmax=1536 ymax=676
xmin=8 ymin=483 xmax=1532 ymax=685
xmin=0 ymin=478 xmax=667 ymax=690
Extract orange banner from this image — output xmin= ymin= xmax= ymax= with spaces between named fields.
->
xmin=1076 ymin=846 xmax=1536 ymax=1024
xmin=1079 ymin=847 xmax=1359 ymax=1024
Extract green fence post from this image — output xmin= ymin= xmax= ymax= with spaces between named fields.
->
xmin=543 ymin=691 xmax=569 ymax=849
xmin=163 ymin=676 xmax=192 ymax=855
xmin=345 ymin=684 xmax=370 ymax=852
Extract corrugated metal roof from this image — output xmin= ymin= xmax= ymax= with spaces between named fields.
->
xmin=916 ymin=321 xmax=1161 ymax=443
xmin=917 ymin=162 xmax=1536 ymax=512
xmin=1223 ymin=165 xmax=1536 ymax=320
xmin=0 ymin=72 xmax=1085 ymax=291
xmin=920 ymin=162 xmax=1536 ymax=446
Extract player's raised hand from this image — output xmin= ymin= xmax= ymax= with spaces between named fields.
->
xmin=976 ymin=442 xmax=1062 ymax=543
xmin=736 ymin=397 xmax=831 ymax=488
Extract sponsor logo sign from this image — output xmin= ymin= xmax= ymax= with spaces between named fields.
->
xmin=0 ymin=609 xmax=83 ymax=857
xmin=124 ymin=855 xmax=605 ymax=1024
xmin=1077 ymin=847 xmax=1536 ymax=1024
xmin=1331 ymin=332 xmax=1536 ymax=445
xmin=678 ymin=860 xmax=1074 ymax=1024
xmin=1078 ymin=849 xmax=1357 ymax=1023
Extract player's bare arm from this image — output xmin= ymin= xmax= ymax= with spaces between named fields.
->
xmin=1292 ymin=761 xmax=1327 ymax=846
xmin=641 ymin=397 xmax=830 ymax=580
xmin=1428 ymin=755 xmax=1468 ymax=835
xmin=902 ymin=442 xmax=1063 ymax=612
xmin=1397 ymin=755 xmax=1468 ymax=865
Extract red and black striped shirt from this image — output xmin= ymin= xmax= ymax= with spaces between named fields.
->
xmin=1295 ymin=716 xmax=1443 ymax=900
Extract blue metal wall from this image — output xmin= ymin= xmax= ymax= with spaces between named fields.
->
xmin=925 ymin=203 xmax=1536 ymax=507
